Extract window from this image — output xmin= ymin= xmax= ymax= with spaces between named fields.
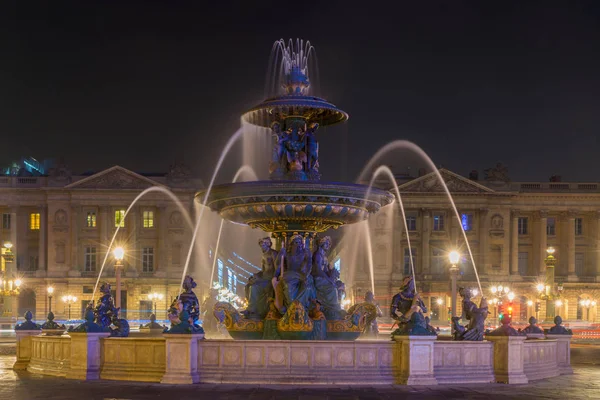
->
xmin=139 ymin=300 xmax=153 ymax=319
xmin=142 ymin=247 xmax=154 ymax=272
xmin=518 ymin=217 xmax=528 ymax=235
xmin=575 ymin=218 xmax=583 ymax=236
xmin=29 ymin=213 xmax=40 ymax=230
xmin=115 ymin=209 xmax=125 ymax=228
xmin=217 ymin=259 xmax=224 ymax=286
xmin=433 ymin=214 xmax=445 ymax=231
xmin=143 ymin=210 xmax=154 ymax=228
xmin=547 ymin=218 xmax=556 ymax=236
xmin=83 ymin=286 xmax=94 ymax=294
xmin=518 ymin=252 xmax=528 ymax=276
xmin=86 ymin=211 xmax=97 ymax=228
xmin=403 ymin=248 xmax=417 ymax=276
xmin=29 ymin=255 xmax=38 ymax=271
xmin=575 ymin=253 xmax=584 ymax=276
xmin=406 ymin=216 xmax=417 ymax=231
xmin=2 ymin=214 xmax=10 ymax=229
xmin=461 ymin=213 xmax=473 ymax=231
xmin=85 ymin=246 xmax=97 ymax=272
xmin=431 ymin=249 xmax=444 ymax=274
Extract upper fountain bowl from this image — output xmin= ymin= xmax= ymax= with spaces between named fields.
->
xmin=241 ymin=95 xmax=348 ymax=128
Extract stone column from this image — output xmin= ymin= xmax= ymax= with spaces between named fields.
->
xmin=13 ymin=330 xmax=41 ymax=370
xmin=539 ymin=210 xmax=548 ymax=275
xmin=161 ymin=334 xmax=202 ymax=384
xmin=450 ymin=214 xmax=459 ymax=245
xmin=421 ymin=210 xmax=430 ymax=274
xmin=479 ymin=208 xmax=489 ymax=273
xmin=66 ymin=332 xmax=111 ymax=380
xmin=38 ymin=205 xmax=47 ymax=272
xmin=486 ymin=335 xmax=528 ymax=384
xmin=99 ymin=206 xmax=109 ymax=247
xmin=510 ymin=210 xmax=519 ymax=275
xmin=545 ymin=334 xmax=573 ymax=375
xmin=392 ymin=335 xmax=438 ymax=385
xmin=158 ymin=205 xmax=168 ymax=273
xmin=567 ymin=211 xmax=576 ymax=279
xmin=9 ymin=206 xmax=18 ymax=280
xmin=596 ymin=211 xmax=600 ymax=278
xmin=129 ymin=207 xmax=138 ymax=272
xmin=70 ymin=205 xmax=80 ymax=275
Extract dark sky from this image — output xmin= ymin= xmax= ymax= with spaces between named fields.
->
xmin=2 ymin=1 xmax=600 ymax=183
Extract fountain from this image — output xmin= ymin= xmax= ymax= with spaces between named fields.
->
xmin=198 ymin=39 xmax=393 ymax=340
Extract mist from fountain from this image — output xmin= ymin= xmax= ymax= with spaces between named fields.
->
xmin=179 ymin=127 xmax=245 ymax=294
xmin=91 ymin=186 xmax=195 ymax=301
xmin=209 ymin=165 xmax=259 ymax=287
xmin=357 ymin=140 xmax=483 ymax=294
xmin=242 ymin=121 xmax=271 ymax=181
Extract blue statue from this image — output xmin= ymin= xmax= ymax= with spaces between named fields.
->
xmin=15 ymin=311 xmax=41 ymax=331
xmin=452 ymin=287 xmax=488 ymax=341
xmin=363 ymin=291 xmax=383 ymax=338
xmin=69 ymin=309 xmax=106 ymax=333
xmin=522 ymin=316 xmax=544 ymax=334
xmin=243 ymin=237 xmax=277 ymax=319
xmin=90 ymin=282 xmax=129 ymax=337
xmin=311 ymin=236 xmax=342 ymax=320
xmin=272 ymin=234 xmax=315 ymax=314
xmin=546 ymin=316 xmax=572 ymax=335
xmin=41 ymin=311 xmax=66 ymax=331
xmin=390 ymin=276 xmax=436 ymax=336
xmin=167 ymin=275 xmax=203 ymax=334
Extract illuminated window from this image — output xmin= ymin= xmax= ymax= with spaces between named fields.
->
xmin=143 ymin=211 xmax=154 ymax=228
xmin=115 ymin=210 xmax=125 ymax=228
xmin=461 ymin=213 xmax=473 ymax=231
xmin=85 ymin=246 xmax=97 ymax=272
xmin=142 ymin=247 xmax=154 ymax=272
xmin=433 ymin=214 xmax=445 ymax=231
xmin=29 ymin=213 xmax=40 ymax=230
xmin=86 ymin=211 xmax=97 ymax=228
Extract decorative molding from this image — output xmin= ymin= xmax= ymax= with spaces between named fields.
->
xmin=398 ymin=169 xmax=495 ymax=194
xmin=53 ymin=209 xmax=69 ymax=232
xmin=65 ymin=166 xmax=163 ymax=190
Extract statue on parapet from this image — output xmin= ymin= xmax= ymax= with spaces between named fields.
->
xmin=522 ymin=316 xmax=544 ymax=334
xmin=363 ymin=291 xmax=383 ymax=338
xmin=546 ymin=316 xmax=572 ymax=335
xmin=390 ymin=276 xmax=436 ymax=336
xmin=167 ymin=275 xmax=203 ymax=334
xmin=452 ymin=287 xmax=488 ymax=341
xmin=243 ymin=237 xmax=277 ymax=319
xmin=312 ymin=236 xmax=343 ymax=320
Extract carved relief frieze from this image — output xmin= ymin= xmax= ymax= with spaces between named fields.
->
xmin=53 ymin=209 xmax=69 ymax=232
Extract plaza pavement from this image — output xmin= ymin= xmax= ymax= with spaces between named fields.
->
xmin=1 ymin=345 xmax=599 ymax=400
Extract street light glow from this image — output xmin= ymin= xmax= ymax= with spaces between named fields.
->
xmin=472 ymin=289 xmax=479 ymax=297
xmin=546 ymin=246 xmax=556 ymax=255
xmin=527 ymin=300 xmax=533 ymax=306
xmin=436 ymin=298 xmax=443 ymax=305
xmin=555 ymin=300 xmax=563 ymax=307
xmin=14 ymin=279 xmax=22 ymax=287
xmin=113 ymin=246 xmax=125 ymax=261
xmin=507 ymin=292 xmax=515 ymax=301
xmin=47 ymin=286 xmax=54 ymax=295
xmin=491 ymin=286 xmax=497 ymax=294
xmin=448 ymin=250 xmax=460 ymax=264
xmin=536 ymin=283 xmax=545 ymax=292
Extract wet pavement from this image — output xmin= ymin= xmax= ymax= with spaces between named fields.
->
xmin=2 ymin=346 xmax=600 ymax=400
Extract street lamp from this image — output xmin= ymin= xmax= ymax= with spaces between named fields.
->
xmin=47 ymin=286 xmax=54 ymax=313
xmin=2 ymin=241 xmax=15 ymax=263
xmin=580 ymin=299 xmax=596 ymax=322
xmin=113 ymin=246 xmax=125 ymax=310
xmin=148 ymin=292 xmax=164 ymax=316
xmin=62 ymin=294 xmax=77 ymax=320
xmin=448 ymin=250 xmax=460 ymax=332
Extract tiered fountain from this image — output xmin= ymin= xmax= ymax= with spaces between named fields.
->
xmin=198 ymin=40 xmax=394 ymax=340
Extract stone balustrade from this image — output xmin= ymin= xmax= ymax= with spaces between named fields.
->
xmin=16 ymin=333 xmax=573 ymax=385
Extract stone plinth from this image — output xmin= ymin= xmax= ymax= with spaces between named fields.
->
xmin=523 ymin=339 xmax=558 ymax=381
xmin=101 ymin=337 xmax=166 ymax=382
xmin=393 ymin=336 xmax=438 ymax=385
xmin=161 ymin=334 xmax=203 ymax=384
xmin=546 ymin=334 xmax=573 ymax=375
xmin=486 ymin=336 xmax=528 ymax=384
xmin=28 ymin=335 xmax=71 ymax=377
xmin=66 ymin=332 xmax=111 ymax=380
xmin=433 ymin=340 xmax=494 ymax=384
xmin=525 ymin=333 xmax=545 ymax=340
xmin=13 ymin=330 xmax=40 ymax=370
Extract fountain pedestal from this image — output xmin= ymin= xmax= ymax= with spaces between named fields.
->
xmin=486 ymin=336 xmax=528 ymax=384
xmin=13 ymin=330 xmax=40 ymax=370
xmin=393 ymin=335 xmax=438 ymax=385
xmin=66 ymin=332 xmax=111 ymax=380
xmin=161 ymin=334 xmax=203 ymax=384
xmin=546 ymin=334 xmax=573 ymax=375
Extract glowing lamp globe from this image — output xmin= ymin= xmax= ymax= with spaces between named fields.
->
xmin=448 ymin=251 xmax=460 ymax=265
xmin=113 ymin=247 xmax=125 ymax=261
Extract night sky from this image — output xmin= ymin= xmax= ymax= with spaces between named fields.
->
xmin=2 ymin=1 xmax=600 ymax=184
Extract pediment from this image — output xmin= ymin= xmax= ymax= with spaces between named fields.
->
xmin=66 ymin=166 xmax=162 ymax=190
xmin=398 ymin=169 xmax=495 ymax=193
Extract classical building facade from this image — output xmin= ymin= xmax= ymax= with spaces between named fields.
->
xmin=351 ymin=166 xmax=600 ymax=324
xmin=0 ymin=164 xmax=203 ymax=323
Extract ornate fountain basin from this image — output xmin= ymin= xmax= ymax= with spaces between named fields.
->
xmin=197 ymin=181 xmax=394 ymax=235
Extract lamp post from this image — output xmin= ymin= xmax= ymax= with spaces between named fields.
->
xmin=148 ymin=292 xmax=164 ymax=316
xmin=579 ymin=299 xmax=596 ymax=322
xmin=489 ymin=284 xmax=515 ymax=323
xmin=537 ymin=247 xmax=562 ymax=320
xmin=47 ymin=286 xmax=54 ymax=313
xmin=62 ymin=294 xmax=77 ymax=320
xmin=113 ymin=246 xmax=125 ymax=310
xmin=448 ymin=250 xmax=460 ymax=333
